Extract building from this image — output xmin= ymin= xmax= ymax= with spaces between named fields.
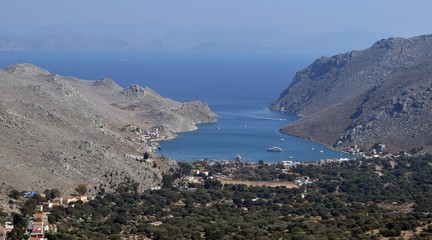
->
xmin=22 ymin=191 xmax=38 ymax=198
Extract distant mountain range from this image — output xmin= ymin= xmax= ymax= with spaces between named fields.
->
xmin=0 ymin=28 xmax=384 ymax=54
xmin=271 ymin=34 xmax=432 ymax=154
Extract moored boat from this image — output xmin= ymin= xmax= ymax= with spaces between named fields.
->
xmin=267 ymin=146 xmax=282 ymax=152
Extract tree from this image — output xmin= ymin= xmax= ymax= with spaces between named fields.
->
xmin=31 ymin=193 xmax=45 ymax=203
xmin=20 ymin=198 xmax=38 ymax=216
xmin=204 ymin=179 xmax=222 ymax=190
xmin=0 ymin=207 xmax=6 ymax=221
xmin=143 ymin=152 xmax=150 ymax=160
xmin=8 ymin=189 xmax=21 ymax=200
xmin=44 ymin=189 xmax=61 ymax=200
xmin=162 ymin=174 xmax=174 ymax=188
xmin=7 ymin=213 xmax=27 ymax=240
xmin=177 ymin=162 xmax=193 ymax=176
xmin=75 ymin=184 xmax=88 ymax=195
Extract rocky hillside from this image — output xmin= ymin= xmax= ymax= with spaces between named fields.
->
xmin=271 ymin=35 xmax=432 ymax=153
xmin=0 ymin=64 xmax=216 ymax=194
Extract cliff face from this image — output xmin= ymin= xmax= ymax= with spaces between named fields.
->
xmin=0 ymin=64 xmax=216 ymax=193
xmin=271 ymin=35 xmax=432 ymax=153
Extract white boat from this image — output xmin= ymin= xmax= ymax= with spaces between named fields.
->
xmin=280 ymin=138 xmax=285 ymax=142
xmin=267 ymin=146 xmax=283 ymax=152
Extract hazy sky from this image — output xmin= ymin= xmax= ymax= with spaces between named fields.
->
xmin=1 ymin=0 xmax=432 ymax=38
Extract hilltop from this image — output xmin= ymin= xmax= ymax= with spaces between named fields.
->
xmin=271 ymin=35 xmax=432 ymax=153
xmin=0 ymin=64 xmax=216 ymax=195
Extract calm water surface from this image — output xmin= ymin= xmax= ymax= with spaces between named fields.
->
xmin=0 ymin=50 xmax=351 ymax=162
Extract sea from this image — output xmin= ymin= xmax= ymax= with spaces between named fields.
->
xmin=0 ymin=50 xmax=352 ymax=163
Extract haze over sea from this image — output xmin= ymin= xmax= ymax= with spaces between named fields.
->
xmin=0 ymin=50 xmax=351 ymax=162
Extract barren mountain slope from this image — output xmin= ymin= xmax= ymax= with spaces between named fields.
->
xmin=0 ymin=64 xmax=216 ymax=194
xmin=271 ymin=35 xmax=432 ymax=153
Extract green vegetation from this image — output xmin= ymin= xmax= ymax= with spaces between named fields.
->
xmin=75 ymin=184 xmax=88 ymax=196
xmin=6 ymin=155 xmax=432 ymax=239
xmin=0 ymin=207 xmax=7 ymax=225
xmin=44 ymin=188 xmax=61 ymax=200
xmin=8 ymin=189 xmax=21 ymax=200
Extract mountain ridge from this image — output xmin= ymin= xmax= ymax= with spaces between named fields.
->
xmin=271 ymin=34 xmax=432 ymax=153
xmin=0 ymin=63 xmax=216 ymax=196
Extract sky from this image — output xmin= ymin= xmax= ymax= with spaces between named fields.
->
xmin=2 ymin=0 xmax=432 ymax=38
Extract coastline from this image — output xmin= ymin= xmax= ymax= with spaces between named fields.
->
xmin=155 ymin=107 xmax=352 ymax=163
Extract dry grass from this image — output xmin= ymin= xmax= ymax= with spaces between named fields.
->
xmin=378 ymin=202 xmax=414 ymax=214
xmin=218 ymin=179 xmax=299 ymax=188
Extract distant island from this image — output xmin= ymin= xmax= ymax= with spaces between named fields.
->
xmin=0 ymin=29 xmax=382 ymax=55
xmin=271 ymin=34 xmax=432 ymax=155
xmin=3 ymin=43 xmax=432 ymax=239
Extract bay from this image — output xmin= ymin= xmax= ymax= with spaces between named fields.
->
xmin=159 ymin=103 xmax=351 ymax=162
xmin=0 ymin=50 xmax=351 ymax=162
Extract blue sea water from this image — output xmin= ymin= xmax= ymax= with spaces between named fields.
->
xmin=0 ymin=50 xmax=351 ymax=162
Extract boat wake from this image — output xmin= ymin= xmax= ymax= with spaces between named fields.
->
xmin=217 ymin=111 xmax=287 ymax=121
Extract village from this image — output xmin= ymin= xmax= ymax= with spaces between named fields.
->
xmin=0 ymin=190 xmax=89 ymax=240
xmin=173 ymin=158 xmax=321 ymax=190
xmin=0 ymin=138 xmax=410 ymax=239
xmin=122 ymin=125 xmax=164 ymax=152
xmin=169 ymin=141 xmax=410 ymax=192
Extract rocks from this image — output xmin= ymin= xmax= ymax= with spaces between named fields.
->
xmin=0 ymin=64 xmax=216 ymax=194
xmin=119 ymin=84 xmax=147 ymax=98
xmin=92 ymin=77 xmax=123 ymax=91
xmin=272 ymin=35 xmax=432 ymax=153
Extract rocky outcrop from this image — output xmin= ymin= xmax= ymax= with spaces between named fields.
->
xmin=0 ymin=64 xmax=216 ymax=193
xmin=92 ymin=77 xmax=123 ymax=91
xmin=271 ymin=35 xmax=432 ymax=153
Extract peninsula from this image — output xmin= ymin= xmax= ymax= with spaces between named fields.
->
xmin=0 ymin=64 xmax=216 ymax=196
xmin=271 ymin=35 xmax=432 ymax=154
